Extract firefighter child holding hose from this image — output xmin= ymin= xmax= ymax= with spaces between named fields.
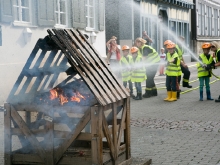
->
xmin=197 ymin=43 xmax=215 ymax=101
xmin=164 ymin=42 xmax=181 ymax=102
xmin=130 ymin=46 xmax=146 ymax=100
xmin=120 ymin=45 xmax=134 ymax=98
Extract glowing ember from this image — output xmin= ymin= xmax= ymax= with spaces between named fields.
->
xmin=50 ymin=89 xmax=58 ymax=100
xmin=70 ymin=96 xmax=80 ymax=103
xmin=60 ymin=94 xmax=68 ymax=105
xmin=49 ymin=88 xmax=86 ymax=105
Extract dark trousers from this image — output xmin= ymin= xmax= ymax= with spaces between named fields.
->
xmin=166 ymin=76 xmax=178 ymax=91
xmin=145 ymin=64 xmax=158 ymax=89
xmin=123 ymin=80 xmax=133 ymax=94
xmin=179 ymin=65 xmax=191 ymax=84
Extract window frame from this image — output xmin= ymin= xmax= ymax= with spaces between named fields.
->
xmin=13 ymin=0 xmax=32 ymax=27
xmin=85 ymin=0 xmax=96 ymax=31
xmin=54 ymin=0 xmax=68 ymax=28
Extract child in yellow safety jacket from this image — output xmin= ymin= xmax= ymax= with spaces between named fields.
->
xmin=130 ymin=47 xmax=146 ymax=100
xmin=164 ymin=42 xmax=181 ymax=102
xmin=120 ymin=45 xmax=134 ymax=98
xmin=197 ymin=43 xmax=215 ymax=101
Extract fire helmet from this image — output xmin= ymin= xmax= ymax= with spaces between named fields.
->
xmin=166 ymin=42 xmax=176 ymax=49
xmin=122 ymin=45 xmax=130 ymax=51
xmin=130 ymin=47 xmax=139 ymax=54
xmin=164 ymin=40 xmax=172 ymax=46
xmin=202 ymin=43 xmax=211 ymax=49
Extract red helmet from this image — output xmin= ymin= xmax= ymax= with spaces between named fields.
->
xmin=130 ymin=47 xmax=139 ymax=54
xmin=166 ymin=42 xmax=176 ymax=49
xmin=164 ymin=40 xmax=172 ymax=46
xmin=122 ymin=45 xmax=130 ymax=51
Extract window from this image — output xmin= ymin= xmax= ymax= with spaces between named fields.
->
xmin=201 ymin=4 xmax=205 ymax=35
xmin=213 ymin=9 xmax=218 ymax=36
xmin=197 ymin=3 xmax=202 ymax=35
xmin=55 ymin=0 xmax=67 ymax=27
xmin=207 ymin=6 xmax=212 ymax=36
xmin=85 ymin=0 xmax=95 ymax=30
xmin=0 ymin=26 xmax=2 ymax=46
xmin=13 ymin=0 xmax=31 ymax=23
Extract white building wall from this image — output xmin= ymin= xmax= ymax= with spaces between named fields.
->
xmin=0 ymin=25 xmax=106 ymax=105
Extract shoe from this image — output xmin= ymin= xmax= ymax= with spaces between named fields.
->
xmin=134 ymin=93 xmax=142 ymax=100
xmin=143 ymin=91 xmax=151 ymax=98
xmin=215 ymin=99 xmax=220 ymax=102
xmin=200 ymin=91 xmax=203 ymax=101
xmin=151 ymin=88 xmax=158 ymax=96
xmin=130 ymin=93 xmax=135 ymax=99
xmin=164 ymin=91 xmax=172 ymax=101
xmin=183 ymin=85 xmax=192 ymax=88
xmin=177 ymin=91 xmax=180 ymax=99
xmin=206 ymin=90 xmax=213 ymax=100
xmin=182 ymin=82 xmax=192 ymax=88
xmin=167 ymin=91 xmax=177 ymax=102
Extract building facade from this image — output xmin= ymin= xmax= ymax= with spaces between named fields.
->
xmin=105 ymin=0 xmax=193 ymax=59
xmin=191 ymin=0 xmax=220 ymax=55
xmin=0 ymin=0 xmax=105 ymax=105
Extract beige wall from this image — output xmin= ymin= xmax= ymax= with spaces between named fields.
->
xmin=0 ymin=24 xmax=106 ymax=105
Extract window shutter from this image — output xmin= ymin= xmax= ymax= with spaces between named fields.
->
xmin=38 ymin=0 xmax=55 ymax=26
xmin=72 ymin=0 xmax=86 ymax=29
xmin=98 ymin=0 xmax=105 ymax=31
xmin=1 ymin=0 xmax=13 ymax=23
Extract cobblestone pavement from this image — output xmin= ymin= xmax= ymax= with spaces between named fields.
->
xmin=130 ymin=63 xmax=220 ymax=165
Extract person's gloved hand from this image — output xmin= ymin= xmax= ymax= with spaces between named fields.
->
xmin=205 ymin=64 xmax=211 ymax=70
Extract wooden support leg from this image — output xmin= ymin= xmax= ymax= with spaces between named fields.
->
xmin=44 ymin=111 xmax=54 ymax=165
xmin=4 ymin=103 xmax=11 ymax=165
xmin=112 ymin=104 xmax=118 ymax=164
xmin=91 ymin=106 xmax=103 ymax=164
xmin=124 ymin=98 xmax=131 ymax=159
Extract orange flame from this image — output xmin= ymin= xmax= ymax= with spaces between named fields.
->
xmin=49 ymin=88 xmax=86 ymax=105
xmin=70 ymin=96 xmax=81 ymax=103
xmin=50 ymin=89 xmax=58 ymax=100
xmin=60 ymin=94 xmax=68 ymax=105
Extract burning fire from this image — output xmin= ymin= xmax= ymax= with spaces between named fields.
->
xmin=49 ymin=88 xmax=86 ymax=105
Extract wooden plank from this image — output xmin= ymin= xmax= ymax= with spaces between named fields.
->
xmin=124 ymin=98 xmax=131 ymax=159
xmin=75 ymin=29 xmax=129 ymax=98
xmin=4 ymin=103 xmax=11 ymax=165
xmin=102 ymin=111 xmax=115 ymax=161
xmin=58 ymin=155 xmax=92 ymax=165
xmin=7 ymin=44 xmax=40 ymax=103
xmin=11 ymin=128 xmax=92 ymax=141
xmin=52 ymin=29 xmax=112 ymax=105
xmin=54 ymin=109 xmax=91 ymax=164
xmin=117 ymin=101 xmax=127 ymax=155
xmin=10 ymin=106 xmax=46 ymax=162
xmin=44 ymin=111 xmax=54 ymax=165
xmin=118 ymin=158 xmax=132 ymax=165
xmin=112 ymin=103 xmax=118 ymax=163
xmin=91 ymin=106 xmax=103 ymax=164
xmin=48 ymin=31 xmax=107 ymax=106
xmin=13 ymin=104 xmax=90 ymax=114
xmin=103 ymin=144 xmax=126 ymax=164
xmin=12 ymin=154 xmax=44 ymax=164
xmin=65 ymin=29 xmax=119 ymax=102
xmin=71 ymin=29 xmax=128 ymax=99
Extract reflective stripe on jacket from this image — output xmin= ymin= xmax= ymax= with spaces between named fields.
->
xmin=166 ymin=52 xmax=181 ymax=76
xmin=197 ymin=53 xmax=213 ymax=78
xmin=131 ymin=56 xmax=146 ymax=82
xmin=120 ymin=55 xmax=133 ymax=81
xmin=138 ymin=45 xmax=160 ymax=64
